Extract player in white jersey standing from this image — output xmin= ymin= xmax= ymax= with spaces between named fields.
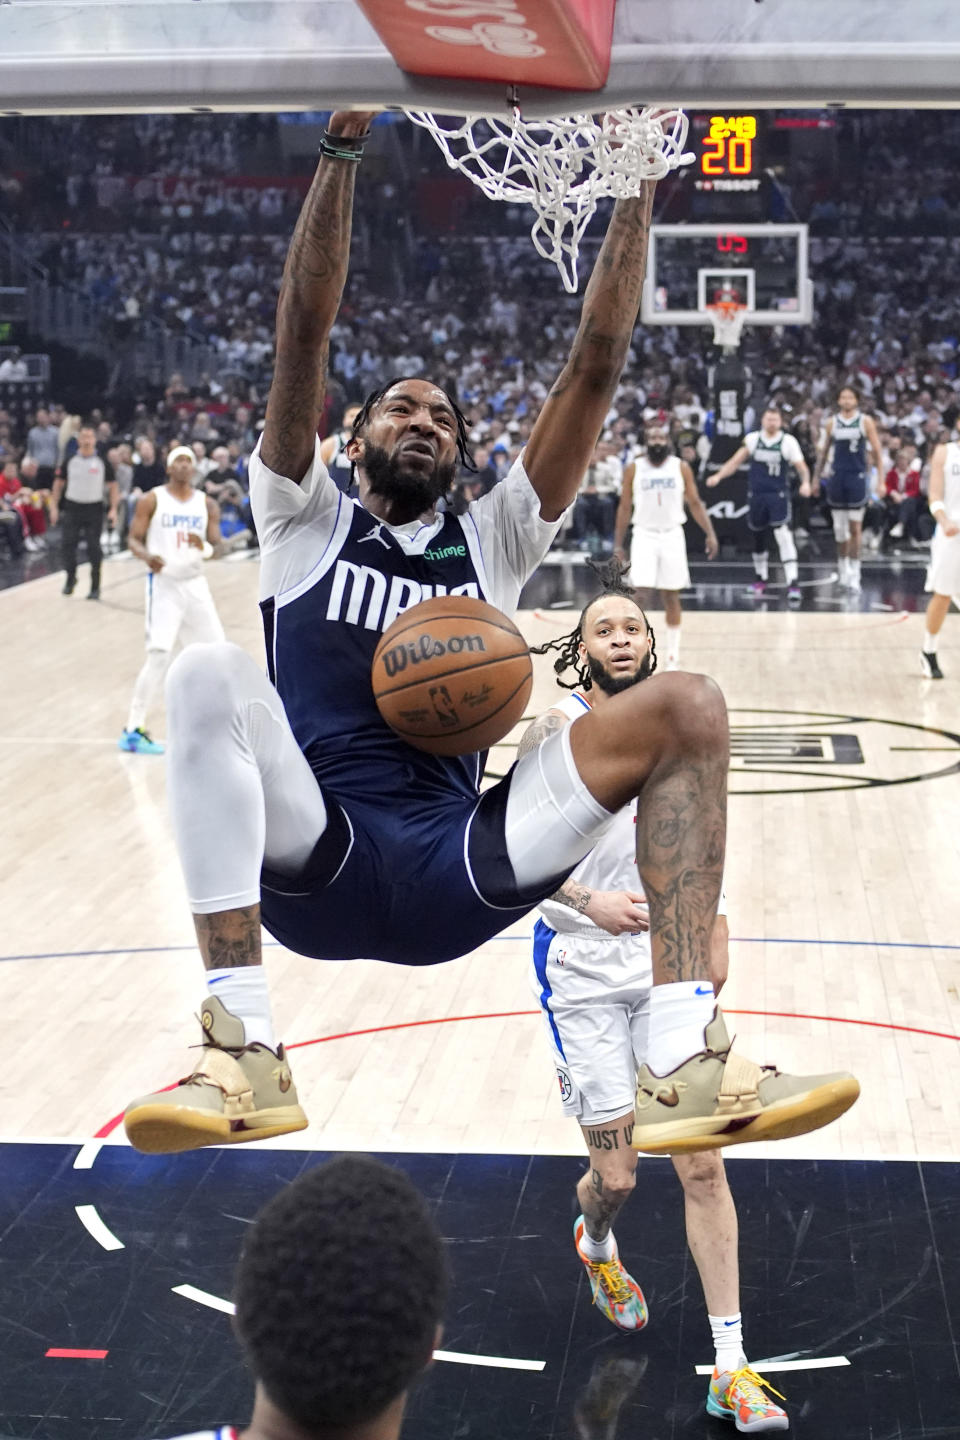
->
xmin=119 ymin=446 xmax=226 ymax=755
xmin=707 ymin=406 xmax=811 ymax=605
xmin=524 ymin=571 xmax=788 ymax=1431
xmin=613 ymin=423 xmax=718 ymax=669
xmin=812 ymin=386 xmax=883 ymax=594
xmin=920 ymin=439 xmax=960 ymax=678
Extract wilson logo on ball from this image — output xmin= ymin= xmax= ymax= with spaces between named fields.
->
xmin=381 ymin=630 xmax=487 ymax=677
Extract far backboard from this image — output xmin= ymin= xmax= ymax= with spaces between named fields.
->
xmin=641 ymin=222 xmax=812 ymax=328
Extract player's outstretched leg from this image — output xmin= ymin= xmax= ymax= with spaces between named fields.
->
xmin=123 ymin=642 xmax=325 ymax=1153
xmin=568 ymin=673 xmax=859 ymax=1155
xmin=572 ymin=1111 xmax=648 ymax=1331
xmin=675 ymin=1152 xmax=789 ymax=1431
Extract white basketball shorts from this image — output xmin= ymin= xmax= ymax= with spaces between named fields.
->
xmin=926 ymin=526 xmax=960 ymax=596
xmin=145 ymin=572 xmax=225 ymax=652
xmin=629 ymin=526 xmax=690 ymax=591
xmin=531 ymin=923 xmax=652 ymax=1126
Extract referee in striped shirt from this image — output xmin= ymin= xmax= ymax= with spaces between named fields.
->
xmin=51 ymin=424 xmax=118 ymax=598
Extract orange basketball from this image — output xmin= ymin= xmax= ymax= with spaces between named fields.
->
xmin=372 ymin=596 xmax=533 ymax=756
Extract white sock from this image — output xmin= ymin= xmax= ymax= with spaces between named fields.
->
xmin=850 ymin=557 xmax=861 ymax=583
xmin=923 ymin=630 xmax=938 ymax=654
xmin=205 ymin=965 xmax=276 ymax=1048
xmin=752 ymin=552 xmax=769 ymax=582
xmin=839 ymin=555 xmax=850 ymax=583
xmin=783 ymin=558 xmax=798 ymax=585
xmin=646 ymin=982 xmax=717 ymax=1075
xmin=579 ymin=1225 xmax=616 ymax=1262
xmin=710 ymin=1312 xmax=745 ymax=1374
xmin=665 ymin=623 xmax=681 ymax=666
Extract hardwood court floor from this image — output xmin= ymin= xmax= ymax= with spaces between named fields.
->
xmin=1 ymin=556 xmax=958 ymax=1163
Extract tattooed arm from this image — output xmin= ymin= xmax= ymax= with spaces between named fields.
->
xmin=261 ymin=109 xmax=378 ymax=486
xmin=516 ymin=707 xmax=568 ymax=761
xmin=523 ymin=180 xmax=658 ymax=520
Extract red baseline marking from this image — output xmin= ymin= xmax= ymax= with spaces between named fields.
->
xmin=95 ymin=1006 xmax=959 ymax=1142
xmin=46 ymin=1348 xmax=108 ymax=1359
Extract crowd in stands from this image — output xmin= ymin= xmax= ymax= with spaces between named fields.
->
xmin=1 ymin=110 xmax=958 ymax=567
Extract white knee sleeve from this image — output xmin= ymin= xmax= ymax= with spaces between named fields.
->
xmin=831 ymin=509 xmax=851 ymax=542
xmin=166 ymin=643 xmax=328 ymax=913
xmin=773 ymin=524 xmax=797 ymax=564
xmin=505 ymin=723 xmax=614 ymax=890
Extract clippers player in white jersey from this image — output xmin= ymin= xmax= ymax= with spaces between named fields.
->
xmin=613 ymin=423 xmax=718 ymax=670
xmin=708 ymin=406 xmax=811 ymax=604
xmin=119 ymin=446 xmax=225 ymax=755
xmin=123 ymin=111 xmax=855 ymax=1161
xmin=525 ymin=572 xmax=788 ymax=1432
xmin=812 ymin=386 xmax=883 ymax=594
xmin=920 ymin=439 xmax=960 ymax=678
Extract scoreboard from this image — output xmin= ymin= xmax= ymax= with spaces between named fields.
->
xmin=689 ymin=113 xmax=766 ymax=220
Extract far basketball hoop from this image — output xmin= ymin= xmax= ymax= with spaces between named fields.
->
xmin=706 ymin=299 xmax=748 ymax=353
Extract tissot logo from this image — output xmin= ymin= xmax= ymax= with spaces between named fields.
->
xmin=729 ymin=708 xmax=960 ymax=795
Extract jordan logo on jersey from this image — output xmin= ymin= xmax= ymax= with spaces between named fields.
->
xmin=325 ymin=559 xmax=480 ymax=633
xmin=358 ymin=522 xmax=391 ymax=549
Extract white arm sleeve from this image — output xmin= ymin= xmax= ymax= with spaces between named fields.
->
xmin=464 ymin=452 xmax=570 ymax=613
xmin=782 ymin=434 xmax=805 ymax=466
xmin=249 ymin=435 xmax=345 ymax=600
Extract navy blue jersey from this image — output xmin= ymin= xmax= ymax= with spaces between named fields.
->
xmin=249 ymin=439 xmax=569 ymax=965
xmin=830 ymin=412 xmax=868 ymax=480
xmin=262 ymin=497 xmax=485 ymax=806
xmin=748 ymin=434 xmax=788 ymax=493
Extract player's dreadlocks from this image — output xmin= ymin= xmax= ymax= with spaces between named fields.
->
xmin=351 ymin=376 xmax=477 ymax=472
xmin=530 ymin=557 xmax=658 ymax=690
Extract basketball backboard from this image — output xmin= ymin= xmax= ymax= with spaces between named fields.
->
xmin=2 ymin=0 xmax=960 ymax=114
xmin=641 ymin=223 xmax=812 ymax=330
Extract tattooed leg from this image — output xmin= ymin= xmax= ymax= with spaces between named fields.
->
xmin=577 ymin=1114 xmax=639 ymax=1241
xmin=194 ymin=905 xmax=262 ymax=972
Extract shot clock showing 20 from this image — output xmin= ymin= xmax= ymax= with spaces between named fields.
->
xmin=691 ymin=112 xmax=766 ymax=220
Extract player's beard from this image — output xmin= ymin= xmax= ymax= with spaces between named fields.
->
xmin=586 ymin=648 xmax=653 ymax=696
xmin=362 ymin=440 xmax=457 ymax=516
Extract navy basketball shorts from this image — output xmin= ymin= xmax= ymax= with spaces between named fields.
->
xmin=826 ymin=473 xmax=868 ymax=509
xmin=748 ymin=487 xmax=790 ymax=532
xmin=260 ymin=725 xmax=616 ymax=967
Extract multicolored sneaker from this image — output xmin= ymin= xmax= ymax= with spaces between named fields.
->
xmin=786 ymin=585 xmax=802 ymax=606
xmin=123 ymin=996 xmax=308 ymax=1153
xmin=707 ymin=1364 xmax=789 ymax=1431
xmin=631 ymin=1009 xmax=860 ymax=1155
xmin=746 ymin=580 xmax=767 ymax=597
xmin=118 ymin=727 xmax=165 ymax=755
xmin=573 ymin=1216 xmax=648 ymax=1332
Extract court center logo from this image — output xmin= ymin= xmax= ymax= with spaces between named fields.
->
xmin=729 ymin=707 xmax=960 ymax=795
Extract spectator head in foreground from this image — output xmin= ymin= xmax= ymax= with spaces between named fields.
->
xmin=233 ymin=1154 xmax=448 ymax=1440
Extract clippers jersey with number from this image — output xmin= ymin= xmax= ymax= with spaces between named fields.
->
xmin=630 ymin=455 xmax=686 ymax=532
xmin=250 ymin=437 xmax=568 ymax=965
xmin=147 ymin=484 xmax=209 ymax=579
xmin=940 ymin=441 xmax=960 ymax=521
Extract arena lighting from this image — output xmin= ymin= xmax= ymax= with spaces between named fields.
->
xmin=353 ymin=0 xmax=616 ymax=91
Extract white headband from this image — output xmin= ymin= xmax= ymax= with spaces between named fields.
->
xmin=166 ymin=445 xmax=196 ymax=469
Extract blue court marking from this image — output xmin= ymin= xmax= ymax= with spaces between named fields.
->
xmin=3 ymin=935 xmax=960 ymax=965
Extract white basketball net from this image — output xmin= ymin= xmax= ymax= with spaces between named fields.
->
xmin=706 ymin=302 xmax=747 ymax=351
xmin=405 ymin=106 xmax=693 ymax=293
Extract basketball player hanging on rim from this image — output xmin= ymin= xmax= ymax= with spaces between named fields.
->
xmin=612 ymin=422 xmax=718 ymax=669
xmin=123 ymin=110 xmax=858 ymax=1157
xmin=708 ymin=405 xmax=812 ymax=605
xmin=813 ymin=386 xmax=883 ymax=595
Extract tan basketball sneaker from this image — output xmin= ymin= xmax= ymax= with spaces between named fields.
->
xmin=123 ymin=996 xmax=308 ymax=1154
xmin=631 ymin=1009 xmax=859 ymax=1155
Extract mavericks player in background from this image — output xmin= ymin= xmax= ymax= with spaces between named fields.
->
xmin=119 ymin=446 xmax=225 ymax=755
xmin=123 ymin=110 xmax=855 ymax=1162
xmin=319 ymin=401 xmax=362 ymax=494
xmin=920 ymin=440 xmax=960 ymax=678
xmin=707 ymin=405 xmax=811 ymax=605
xmin=813 ymin=386 xmax=883 ymax=594
xmin=156 ymin=1155 xmax=448 ymax=1440
xmin=524 ymin=571 xmax=788 ymax=1432
xmin=613 ymin=423 xmax=718 ymax=669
